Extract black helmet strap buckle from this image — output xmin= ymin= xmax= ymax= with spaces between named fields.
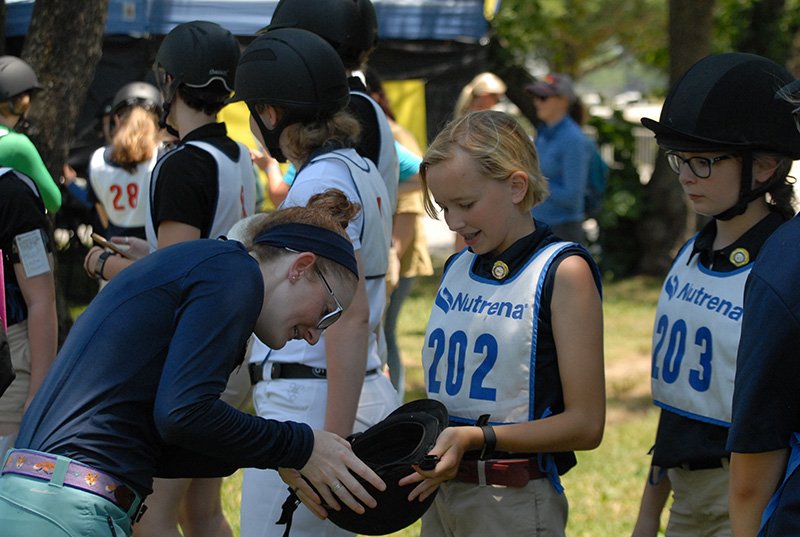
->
xmin=276 ymin=486 xmax=301 ymax=537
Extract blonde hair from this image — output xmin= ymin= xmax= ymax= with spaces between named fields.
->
xmin=420 ymin=110 xmax=548 ymax=217
xmin=110 ymin=106 xmax=159 ymax=173
xmin=239 ymin=188 xmax=361 ymax=286
xmin=453 ymin=72 xmax=507 ymax=119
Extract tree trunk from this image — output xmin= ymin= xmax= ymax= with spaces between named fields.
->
xmin=636 ymin=0 xmax=714 ymax=276
xmin=17 ymin=0 xmax=109 ymax=344
xmin=20 ymin=0 xmax=109 ymax=178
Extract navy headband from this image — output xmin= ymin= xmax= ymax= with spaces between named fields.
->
xmin=253 ymin=222 xmax=358 ymax=277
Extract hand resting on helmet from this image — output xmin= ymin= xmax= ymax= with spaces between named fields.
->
xmin=279 ymin=429 xmax=387 ymax=520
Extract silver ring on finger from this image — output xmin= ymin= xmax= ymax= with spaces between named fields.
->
xmin=332 ymin=481 xmax=343 ymax=493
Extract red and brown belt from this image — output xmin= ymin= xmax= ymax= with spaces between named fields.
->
xmin=455 ymin=458 xmax=546 ymax=487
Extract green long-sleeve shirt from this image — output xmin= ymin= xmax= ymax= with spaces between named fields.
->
xmin=0 ymin=124 xmax=61 ymax=212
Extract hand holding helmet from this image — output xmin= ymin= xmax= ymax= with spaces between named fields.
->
xmin=280 ymin=429 xmax=386 ymax=519
xmin=399 ymin=424 xmax=484 ymax=503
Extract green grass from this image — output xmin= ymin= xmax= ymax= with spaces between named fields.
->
xmin=218 ymin=271 xmax=666 ymax=537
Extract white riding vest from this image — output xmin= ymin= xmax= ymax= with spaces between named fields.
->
xmin=423 ymin=242 xmax=572 ymax=424
xmin=146 ymin=140 xmax=256 ymax=251
xmin=305 ymin=150 xmax=392 ymax=280
xmin=89 ymin=146 xmax=157 ymax=229
xmin=651 ymin=237 xmax=751 ymax=426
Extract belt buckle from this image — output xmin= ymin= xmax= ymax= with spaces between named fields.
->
xmin=248 ymin=362 xmax=264 ymax=384
xmin=132 ymin=501 xmax=148 ymax=525
xmin=270 ymin=362 xmax=282 ymax=379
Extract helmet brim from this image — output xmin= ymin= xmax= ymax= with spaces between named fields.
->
xmin=641 ymin=117 xmax=754 ymax=153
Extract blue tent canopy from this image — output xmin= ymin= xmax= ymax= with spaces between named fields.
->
xmin=6 ymin=0 xmax=490 ymax=41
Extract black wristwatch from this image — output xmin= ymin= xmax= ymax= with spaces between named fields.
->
xmin=94 ymin=251 xmax=111 ymax=280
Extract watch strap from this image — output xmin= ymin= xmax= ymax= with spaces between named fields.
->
xmin=94 ymin=251 xmax=111 ymax=280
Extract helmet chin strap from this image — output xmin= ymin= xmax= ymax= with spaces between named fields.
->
xmin=713 ymin=152 xmax=767 ymax=221
xmin=248 ymin=103 xmax=290 ymax=163
xmin=157 ymin=72 xmax=181 ymax=138
xmin=12 ymin=113 xmax=28 ymax=132
xmin=158 ymin=100 xmax=180 ymax=138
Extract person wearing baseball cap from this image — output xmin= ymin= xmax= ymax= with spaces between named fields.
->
xmin=525 ymin=73 xmax=578 ymax=103
xmin=525 ymin=73 xmax=590 ymax=245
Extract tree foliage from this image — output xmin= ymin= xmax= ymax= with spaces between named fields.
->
xmin=492 ymin=0 xmax=669 ymax=78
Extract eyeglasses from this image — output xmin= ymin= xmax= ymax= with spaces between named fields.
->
xmin=665 ymin=151 xmax=733 ymax=178
xmin=315 ymin=268 xmax=343 ymax=330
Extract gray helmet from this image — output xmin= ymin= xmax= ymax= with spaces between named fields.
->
xmin=262 ymin=0 xmax=379 ymax=70
xmin=109 ymin=81 xmax=162 ymax=118
xmin=231 ymin=28 xmax=350 ymax=161
xmin=0 ymin=56 xmax=43 ymax=102
xmin=642 ymin=52 xmax=800 ymax=219
xmin=155 ymin=21 xmax=240 ymax=105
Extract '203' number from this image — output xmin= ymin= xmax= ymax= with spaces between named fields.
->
xmin=651 ymin=315 xmax=713 ymax=392
xmin=427 ymin=328 xmax=497 ymax=401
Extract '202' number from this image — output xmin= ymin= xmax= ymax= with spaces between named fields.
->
xmin=427 ymin=328 xmax=497 ymax=401
xmin=651 ymin=314 xmax=713 ymax=392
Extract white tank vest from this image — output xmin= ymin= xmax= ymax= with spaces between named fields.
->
xmin=89 ymin=146 xmax=157 ymax=229
xmin=651 ymin=237 xmax=751 ymax=426
xmin=306 ymin=150 xmax=392 ymax=280
xmin=422 ymin=242 xmax=571 ymax=424
xmin=145 ymin=140 xmax=256 ymax=251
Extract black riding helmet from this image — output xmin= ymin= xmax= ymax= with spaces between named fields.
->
xmin=276 ymin=399 xmax=448 ymax=536
xmin=231 ymin=28 xmax=350 ymax=162
xmin=0 ymin=56 xmax=43 ymax=115
xmin=109 ymin=81 xmax=163 ymax=118
xmin=642 ymin=52 xmax=800 ymax=220
xmin=154 ymin=21 xmax=239 ymax=131
xmin=261 ymin=0 xmax=379 ymax=70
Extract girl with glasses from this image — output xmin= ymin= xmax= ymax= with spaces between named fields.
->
xmin=0 ymin=189 xmax=386 ymax=537
xmin=632 ymin=53 xmax=800 ymax=537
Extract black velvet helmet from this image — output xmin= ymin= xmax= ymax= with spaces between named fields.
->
xmin=641 ymin=52 xmax=800 ymax=220
xmin=109 ymin=81 xmax=162 ymax=118
xmin=642 ymin=52 xmax=800 ymax=159
xmin=231 ymin=28 xmax=350 ymax=162
xmin=0 ymin=56 xmax=42 ymax=102
xmin=261 ymin=0 xmax=379 ymax=70
xmin=155 ymin=21 xmax=239 ymax=106
xmin=276 ymin=399 xmax=448 ymax=536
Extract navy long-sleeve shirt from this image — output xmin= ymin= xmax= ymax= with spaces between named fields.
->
xmin=15 ymin=239 xmax=314 ymax=496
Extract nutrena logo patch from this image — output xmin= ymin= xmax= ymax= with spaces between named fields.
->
xmin=434 ymin=287 xmax=528 ymax=320
xmin=664 ymin=275 xmax=743 ymax=321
